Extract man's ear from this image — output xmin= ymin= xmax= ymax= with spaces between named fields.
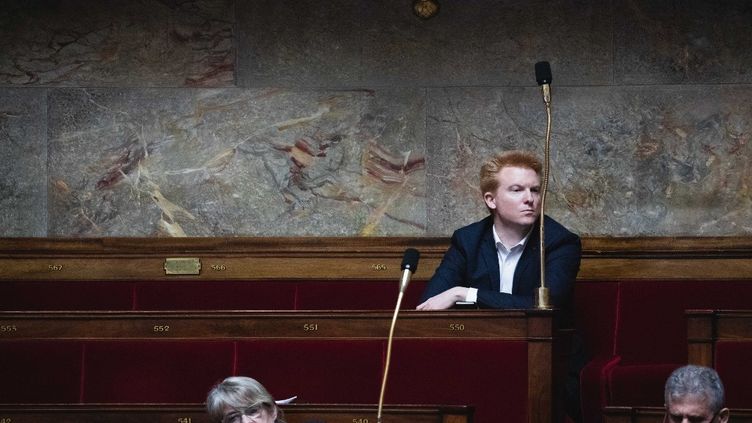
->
xmin=717 ymin=407 xmax=730 ymax=423
xmin=483 ymin=192 xmax=496 ymax=210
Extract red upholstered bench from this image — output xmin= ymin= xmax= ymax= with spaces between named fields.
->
xmin=134 ymin=279 xmax=424 ymax=310
xmin=0 ymin=281 xmax=135 ymax=311
xmin=574 ymin=280 xmax=620 ymax=423
xmin=134 ymin=280 xmax=298 ymax=310
xmin=236 ymin=339 xmax=385 ymax=404
xmin=714 ymin=341 xmax=750 ymax=409
xmin=0 ymin=340 xmax=83 ymax=403
xmin=386 ymin=339 xmax=529 ymax=423
xmin=575 ymin=280 xmax=752 ymax=423
xmin=1 ymin=339 xmax=383 ymax=405
xmin=687 ymin=310 xmax=752 ymax=411
xmin=7 ymin=237 xmax=750 ymax=423
xmin=295 ymin=280 xmax=427 ymax=310
xmin=0 ymin=310 xmax=553 ymax=423
xmin=81 ymin=340 xmax=235 ymax=403
xmin=610 ymin=281 xmax=752 ymax=406
xmin=0 ymin=279 xmax=426 ymax=311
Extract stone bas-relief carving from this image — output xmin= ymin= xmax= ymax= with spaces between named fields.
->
xmin=0 ymin=0 xmax=233 ymax=87
xmin=47 ymin=88 xmax=426 ymax=236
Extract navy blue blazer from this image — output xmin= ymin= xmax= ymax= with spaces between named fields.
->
xmin=420 ymin=214 xmax=581 ymax=310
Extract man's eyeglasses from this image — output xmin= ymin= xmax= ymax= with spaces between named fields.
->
xmin=221 ymin=404 xmax=264 ymax=423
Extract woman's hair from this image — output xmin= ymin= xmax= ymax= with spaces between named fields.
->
xmin=664 ymin=365 xmax=725 ymax=414
xmin=206 ymin=376 xmax=285 ymax=423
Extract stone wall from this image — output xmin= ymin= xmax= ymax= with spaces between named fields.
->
xmin=1 ymin=0 xmax=750 ymax=237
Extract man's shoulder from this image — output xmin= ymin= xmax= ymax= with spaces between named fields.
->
xmin=543 ymin=215 xmax=580 ymax=242
xmin=453 ymin=215 xmax=494 ymax=239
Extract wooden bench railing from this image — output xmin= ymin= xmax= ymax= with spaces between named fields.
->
xmin=603 ymin=406 xmax=752 ymax=423
xmin=601 ymin=309 xmax=752 ymax=423
xmin=0 ymin=309 xmax=564 ymax=423
xmin=687 ymin=309 xmax=752 ymax=366
xmin=3 ymin=236 xmax=752 ymax=423
xmin=0 ymin=403 xmax=474 ymax=423
xmin=0 ymin=309 xmax=543 ymax=339
xmin=2 ymin=237 xmax=752 ymax=282
xmin=687 ymin=309 xmax=752 ymax=409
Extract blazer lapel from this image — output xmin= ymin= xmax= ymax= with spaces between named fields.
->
xmin=513 ymin=224 xmax=540 ymax=294
xmin=480 ymin=226 xmax=501 ymax=291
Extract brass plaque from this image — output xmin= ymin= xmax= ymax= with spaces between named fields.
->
xmin=164 ymin=257 xmax=201 ymax=275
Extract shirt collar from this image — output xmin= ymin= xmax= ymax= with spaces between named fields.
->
xmin=492 ymin=224 xmax=532 ymax=252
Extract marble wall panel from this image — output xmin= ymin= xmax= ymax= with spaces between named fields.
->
xmin=0 ymin=88 xmax=47 ymax=236
xmin=615 ymin=0 xmax=752 ymax=84
xmin=426 ymin=86 xmax=578 ymax=235
xmin=0 ymin=0 xmax=234 ymax=87
xmin=47 ymin=88 xmax=425 ymax=236
xmin=236 ymin=0 xmax=365 ymax=88
xmin=3 ymin=0 xmax=752 ymax=237
xmin=427 ymin=85 xmax=752 ymax=236
xmin=361 ymin=0 xmax=613 ymax=87
xmin=236 ymin=0 xmax=612 ymax=89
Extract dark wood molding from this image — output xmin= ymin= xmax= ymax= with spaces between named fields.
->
xmin=687 ymin=309 xmax=752 ymax=367
xmin=0 ymin=403 xmax=474 ymax=423
xmin=1 ymin=236 xmax=752 ymax=281
xmin=0 ymin=309 xmax=548 ymax=340
xmin=603 ymin=406 xmax=752 ymax=423
xmin=2 ymin=236 xmax=752 ymax=256
xmin=0 ymin=310 xmax=556 ymax=423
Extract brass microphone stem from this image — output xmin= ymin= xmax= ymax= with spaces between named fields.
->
xmin=536 ymin=87 xmax=552 ymax=309
xmin=377 ymin=290 xmax=405 ymax=423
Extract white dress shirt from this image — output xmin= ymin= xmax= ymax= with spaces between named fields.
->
xmin=465 ymin=225 xmax=531 ymax=303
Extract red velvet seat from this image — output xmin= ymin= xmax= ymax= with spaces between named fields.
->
xmin=386 ymin=339 xmax=528 ymax=423
xmin=0 ymin=281 xmax=134 ymax=311
xmin=134 ymin=280 xmax=297 ymax=310
xmin=0 ymin=279 xmax=429 ymax=311
xmin=81 ymin=340 xmax=234 ymax=402
xmin=610 ymin=281 xmax=752 ymax=405
xmin=574 ymin=281 xmax=620 ymax=423
xmin=0 ymin=340 xmax=83 ymax=403
xmin=607 ymin=363 xmax=677 ymax=406
xmin=235 ymin=339 xmax=384 ymax=404
xmin=573 ymin=282 xmax=620 ymax=366
xmin=295 ymin=280 xmax=428 ymax=310
xmin=578 ymin=280 xmax=752 ymax=423
xmin=715 ymin=341 xmax=752 ymax=409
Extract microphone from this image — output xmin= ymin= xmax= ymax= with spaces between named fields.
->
xmin=398 ymin=247 xmax=420 ymax=294
xmin=535 ymin=61 xmax=552 ymax=105
xmin=377 ymin=248 xmax=420 ymax=423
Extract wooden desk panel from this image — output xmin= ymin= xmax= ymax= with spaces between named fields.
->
xmin=0 ymin=404 xmax=473 ymax=423
xmin=0 ymin=310 xmax=561 ymax=423
xmin=604 ymin=406 xmax=752 ymax=423
xmin=283 ymin=404 xmax=473 ymax=423
xmin=0 ymin=310 xmax=536 ymax=340
xmin=686 ymin=309 xmax=752 ymax=411
xmin=2 ymin=236 xmax=752 ymax=282
xmin=687 ymin=309 xmax=752 ymax=367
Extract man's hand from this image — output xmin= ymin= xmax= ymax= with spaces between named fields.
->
xmin=416 ymin=287 xmax=468 ymax=310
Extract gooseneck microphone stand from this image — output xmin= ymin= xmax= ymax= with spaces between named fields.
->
xmin=377 ymin=248 xmax=419 ymax=423
xmin=535 ymin=61 xmax=553 ymax=309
